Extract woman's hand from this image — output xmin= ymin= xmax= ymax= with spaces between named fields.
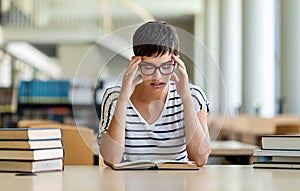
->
xmin=100 ymin=57 xmax=141 ymax=165
xmin=119 ymin=56 xmax=142 ymax=100
xmin=171 ymin=55 xmax=191 ymax=100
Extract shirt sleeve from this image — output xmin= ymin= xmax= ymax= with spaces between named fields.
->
xmin=189 ymin=84 xmax=210 ymax=113
xmin=97 ymin=87 xmax=120 ymax=144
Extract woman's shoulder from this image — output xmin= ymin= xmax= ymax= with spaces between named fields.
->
xmin=188 ymin=83 xmax=204 ymax=92
xmin=103 ymin=86 xmax=121 ymax=97
xmin=189 ymin=84 xmax=207 ymax=99
xmin=105 ymin=85 xmax=121 ymax=92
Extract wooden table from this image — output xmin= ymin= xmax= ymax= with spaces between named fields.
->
xmin=211 ymin=140 xmax=258 ymax=156
xmin=209 ymin=140 xmax=258 ymax=164
xmin=209 ymin=115 xmax=300 ymax=146
xmin=1 ymin=165 xmax=300 ymax=191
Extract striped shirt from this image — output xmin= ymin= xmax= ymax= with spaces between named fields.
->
xmin=98 ymin=81 xmax=209 ymax=162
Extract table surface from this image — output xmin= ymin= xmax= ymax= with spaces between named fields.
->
xmin=211 ymin=140 xmax=258 ymax=156
xmin=1 ymin=165 xmax=300 ymax=191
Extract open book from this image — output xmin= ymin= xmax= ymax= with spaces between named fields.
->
xmin=112 ymin=160 xmax=199 ymax=170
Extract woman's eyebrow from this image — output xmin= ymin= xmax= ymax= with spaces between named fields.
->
xmin=161 ymin=60 xmax=173 ymax=64
xmin=140 ymin=60 xmax=172 ymax=65
xmin=139 ymin=61 xmax=154 ymax=65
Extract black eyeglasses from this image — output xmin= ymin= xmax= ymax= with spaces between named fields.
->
xmin=139 ymin=61 xmax=175 ymax=76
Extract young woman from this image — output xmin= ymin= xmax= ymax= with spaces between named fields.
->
xmin=98 ymin=21 xmax=211 ymax=167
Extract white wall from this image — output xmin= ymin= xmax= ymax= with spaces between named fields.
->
xmin=57 ymin=44 xmax=129 ymax=84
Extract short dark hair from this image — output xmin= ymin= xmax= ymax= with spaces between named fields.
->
xmin=133 ymin=21 xmax=179 ymax=57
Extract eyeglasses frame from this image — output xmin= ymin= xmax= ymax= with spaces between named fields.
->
xmin=138 ymin=61 xmax=176 ymax=76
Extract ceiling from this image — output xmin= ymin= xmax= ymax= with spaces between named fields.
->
xmin=1 ymin=0 xmax=203 ymax=43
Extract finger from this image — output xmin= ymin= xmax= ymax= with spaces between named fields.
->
xmin=177 ymin=64 xmax=186 ymax=74
xmin=132 ymin=74 xmax=142 ymax=85
xmin=131 ymin=62 xmax=140 ymax=76
xmin=175 ymin=65 xmax=189 ymax=84
xmin=172 ymin=55 xmax=182 ymax=64
xmin=172 ymin=55 xmax=186 ymax=69
xmin=126 ymin=57 xmax=141 ymax=76
xmin=129 ymin=56 xmax=142 ymax=66
xmin=125 ymin=65 xmax=139 ymax=78
xmin=126 ymin=57 xmax=141 ymax=74
xmin=171 ymin=73 xmax=179 ymax=83
xmin=172 ymin=55 xmax=188 ymax=75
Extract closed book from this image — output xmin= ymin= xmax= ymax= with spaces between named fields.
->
xmin=271 ymin=156 xmax=300 ymax=163
xmin=253 ymin=161 xmax=300 ymax=169
xmin=112 ymin=160 xmax=199 ymax=170
xmin=261 ymin=135 xmax=300 ymax=150
xmin=0 ymin=148 xmax=64 ymax=160
xmin=0 ymin=158 xmax=64 ymax=173
xmin=254 ymin=149 xmax=300 ymax=157
xmin=0 ymin=128 xmax=62 ymax=140
xmin=0 ymin=139 xmax=63 ymax=150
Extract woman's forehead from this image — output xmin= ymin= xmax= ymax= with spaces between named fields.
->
xmin=141 ymin=54 xmax=172 ymax=64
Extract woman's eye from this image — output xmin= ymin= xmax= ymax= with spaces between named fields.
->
xmin=144 ymin=66 xmax=154 ymax=70
xmin=161 ymin=65 xmax=171 ymax=70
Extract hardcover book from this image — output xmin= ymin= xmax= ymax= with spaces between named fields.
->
xmin=253 ymin=149 xmax=300 ymax=157
xmin=0 ymin=158 xmax=64 ymax=173
xmin=253 ymin=161 xmax=300 ymax=169
xmin=0 ymin=139 xmax=63 ymax=150
xmin=0 ymin=128 xmax=62 ymax=140
xmin=261 ymin=135 xmax=300 ymax=150
xmin=0 ymin=148 xmax=64 ymax=160
xmin=271 ymin=156 xmax=300 ymax=163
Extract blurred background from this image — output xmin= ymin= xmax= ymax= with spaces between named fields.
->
xmin=0 ymin=0 xmax=299 ymax=132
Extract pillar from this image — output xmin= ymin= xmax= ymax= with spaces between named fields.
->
xmin=280 ymin=0 xmax=300 ymax=114
xmin=242 ymin=0 xmax=276 ymax=117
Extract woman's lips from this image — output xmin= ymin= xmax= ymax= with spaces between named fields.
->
xmin=150 ymin=82 xmax=165 ymax=89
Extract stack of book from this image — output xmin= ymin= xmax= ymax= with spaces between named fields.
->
xmin=0 ymin=128 xmax=64 ymax=173
xmin=253 ymin=135 xmax=300 ymax=169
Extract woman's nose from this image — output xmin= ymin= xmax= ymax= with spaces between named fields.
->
xmin=152 ymin=69 xmax=162 ymax=79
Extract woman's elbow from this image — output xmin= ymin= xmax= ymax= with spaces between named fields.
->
xmin=99 ymin=145 xmax=123 ymax=165
xmin=99 ymin=133 xmax=124 ymax=165
xmin=194 ymin=148 xmax=212 ymax=167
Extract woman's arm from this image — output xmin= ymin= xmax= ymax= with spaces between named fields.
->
xmin=99 ymin=57 xmax=141 ymax=166
xmin=182 ymin=98 xmax=211 ymax=166
xmin=171 ymin=55 xmax=211 ymax=166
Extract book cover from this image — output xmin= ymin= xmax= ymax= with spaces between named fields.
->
xmin=261 ymin=135 xmax=300 ymax=150
xmin=253 ymin=149 xmax=300 ymax=157
xmin=253 ymin=161 xmax=300 ymax=169
xmin=0 ymin=158 xmax=64 ymax=173
xmin=0 ymin=148 xmax=64 ymax=160
xmin=0 ymin=139 xmax=63 ymax=150
xmin=271 ymin=156 xmax=300 ymax=163
xmin=0 ymin=128 xmax=62 ymax=140
xmin=112 ymin=160 xmax=199 ymax=170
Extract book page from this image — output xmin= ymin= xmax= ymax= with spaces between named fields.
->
xmin=154 ymin=160 xmax=199 ymax=170
xmin=112 ymin=160 xmax=198 ymax=170
xmin=153 ymin=160 xmax=195 ymax=164
xmin=112 ymin=160 xmax=156 ymax=170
